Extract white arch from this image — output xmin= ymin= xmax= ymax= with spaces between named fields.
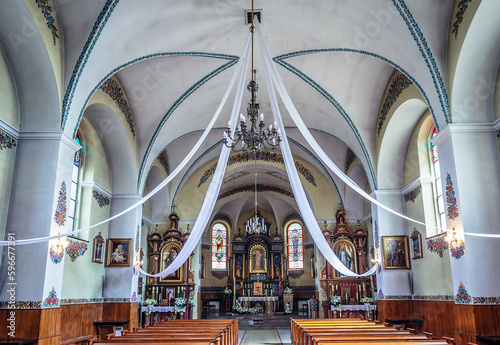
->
xmin=344 ymin=163 xmax=367 ymax=221
xmin=147 ymin=165 xmax=170 ymax=222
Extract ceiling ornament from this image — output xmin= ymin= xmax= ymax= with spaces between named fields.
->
xmin=377 ymin=74 xmax=412 ymax=135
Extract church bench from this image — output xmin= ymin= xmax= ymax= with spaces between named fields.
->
xmin=310 ymin=335 xmax=448 ymax=345
xmin=61 ymin=334 xmax=98 ymax=345
xmin=90 ymin=341 xmax=216 ymax=345
xmin=314 ymin=342 xmax=449 ymax=345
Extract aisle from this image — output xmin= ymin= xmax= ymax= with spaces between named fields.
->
xmin=239 ymin=329 xmax=291 ymax=345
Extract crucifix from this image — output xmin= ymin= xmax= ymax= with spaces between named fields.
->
xmin=171 ymin=204 xmax=177 ymax=213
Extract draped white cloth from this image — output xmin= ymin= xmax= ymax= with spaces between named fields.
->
xmin=136 ymin=33 xmax=252 ymax=277
xmin=0 ymin=33 xmax=252 ymax=247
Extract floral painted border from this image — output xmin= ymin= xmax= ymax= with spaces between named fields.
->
xmin=452 ymin=0 xmax=473 ymax=39
xmin=345 ymin=149 xmax=356 ymax=173
xmin=212 ymin=214 xmax=233 ymax=228
xmin=135 ymin=225 xmax=140 ymax=253
xmin=35 ymin=0 xmax=59 ymax=44
xmin=103 ymin=298 xmax=131 ymax=303
xmin=198 ymin=151 xmax=316 ymax=188
xmin=413 ymin=295 xmax=455 ymax=301
xmin=377 ymin=74 xmax=413 ymax=134
xmin=446 ymin=173 xmax=459 ymax=220
xmin=49 ymin=245 xmax=64 ymax=264
xmin=54 ymin=181 xmax=67 ymax=226
xmin=100 ymin=78 xmax=136 ymax=136
xmin=60 ymin=298 xmax=103 ymax=305
xmin=472 ymin=296 xmax=500 ymax=305
xmin=404 ymin=185 xmax=421 ymax=203
xmin=450 ymin=242 xmax=465 ymax=260
xmin=217 ymin=184 xmax=293 ymax=200
xmin=427 ymin=236 xmax=449 ymax=257
xmin=455 ymin=282 xmax=472 ymax=304
xmin=374 ymin=220 xmax=379 ymax=249
xmin=0 ymin=129 xmax=17 ymax=150
xmin=42 ymin=287 xmax=60 ymax=308
xmin=0 ymin=301 xmax=42 ymax=309
xmin=384 ymin=295 xmax=413 ymax=300
xmin=65 ymin=239 xmax=88 ymax=262
xmin=158 ymin=151 xmax=169 ymax=175
xmin=92 ymin=189 xmax=110 ymax=208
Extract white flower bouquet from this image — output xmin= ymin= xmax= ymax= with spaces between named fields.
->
xmin=284 ymin=286 xmax=293 ymax=294
xmin=144 ymin=298 xmax=156 ymax=306
xmin=175 ymin=297 xmax=187 ymax=311
xmin=329 ymin=295 xmax=341 ymax=307
xmin=360 ymin=297 xmax=374 ymax=304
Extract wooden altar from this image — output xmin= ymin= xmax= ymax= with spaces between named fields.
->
xmin=319 ymin=207 xmax=374 ymax=317
xmin=144 ymin=211 xmax=195 ymax=319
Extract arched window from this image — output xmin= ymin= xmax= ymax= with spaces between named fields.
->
xmin=68 ymin=133 xmax=82 ymax=231
xmin=287 ymin=222 xmax=303 ymax=269
xmin=211 ymin=223 xmax=227 ymax=270
xmin=430 ymin=126 xmax=446 ymax=232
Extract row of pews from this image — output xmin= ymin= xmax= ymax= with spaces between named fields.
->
xmin=90 ymin=319 xmax=238 ymax=345
xmin=291 ymin=318 xmax=456 ymax=345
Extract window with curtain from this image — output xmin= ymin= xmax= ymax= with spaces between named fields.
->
xmin=67 ymin=133 xmax=82 ymax=232
xmin=287 ymin=222 xmax=303 ymax=269
xmin=430 ymin=126 xmax=446 ymax=232
xmin=211 ymin=222 xmax=227 ymax=270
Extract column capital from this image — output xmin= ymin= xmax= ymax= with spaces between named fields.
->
xmin=431 ymin=123 xmax=496 ymax=146
xmin=18 ymin=130 xmax=81 ymax=152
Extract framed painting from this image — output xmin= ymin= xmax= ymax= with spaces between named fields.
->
xmin=410 ymin=229 xmax=423 ymax=259
xmin=249 ymin=244 xmax=267 ymax=273
xmin=106 ymin=238 xmax=132 ymax=267
xmin=92 ymin=233 xmax=105 ymax=264
xmin=159 ymin=243 xmax=183 ymax=282
xmin=382 ymin=236 xmax=410 ymax=269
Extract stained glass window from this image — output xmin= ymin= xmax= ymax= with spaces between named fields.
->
xmin=430 ymin=126 xmax=446 ymax=232
xmin=68 ymin=133 xmax=82 ymax=232
xmin=211 ymin=223 xmax=227 ymax=270
xmin=287 ymin=222 xmax=303 ymax=269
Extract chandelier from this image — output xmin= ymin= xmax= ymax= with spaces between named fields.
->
xmin=245 ymin=173 xmax=268 ymax=235
xmin=223 ymin=2 xmax=281 ymax=152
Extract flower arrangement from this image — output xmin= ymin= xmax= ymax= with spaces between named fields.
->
xmin=284 ymin=286 xmax=293 ymax=294
xmin=329 ymin=295 xmax=341 ymax=307
xmin=360 ymin=297 xmax=374 ymax=304
xmin=175 ymin=297 xmax=187 ymax=311
xmin=224 ymin=287 xmax=232 ymax=297
xmin=232 ymin=300 xmax=262 ymax=315
xmin=144 ymin=299 xmax=156 ymax=306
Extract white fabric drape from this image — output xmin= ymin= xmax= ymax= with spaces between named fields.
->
xmin=256 ymin=20 xmax=377 ymax=277
xmin=0 ymin=34 xmax=252 ymax=247
xmin=254 ymin=17 xmax=500 ymax=241
xmin=136 ymin=34 xmax=252 ymax=277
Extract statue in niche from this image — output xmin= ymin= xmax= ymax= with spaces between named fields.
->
xmin=163 ymin=247 xmax=178 ymax=278
xmin=336 ymin=206 xmax=346 ymax=224
xmin=337 ymin=245 xmax=353 ymax=272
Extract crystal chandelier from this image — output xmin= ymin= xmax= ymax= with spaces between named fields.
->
xmin=223 ymin=3 xmax=281 ymax=152
xmin=245 ymin=173 xmax=268 ymax=235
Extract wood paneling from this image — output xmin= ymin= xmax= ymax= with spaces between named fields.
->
xmin=378 ymin=300 xmax=500 ymax=345
xmin=60 ymin=303 xmax=103 ymax=341
xmin=0 ymin=309 xmax=42 ymax=338
xmin=102 ymin=302 xmax=138 ymax=331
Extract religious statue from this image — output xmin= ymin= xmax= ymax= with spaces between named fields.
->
xmin=163 ymin=247 xmax=178 ymax=278
xmin=336 ymin=206 xmax=346 ymax=224
xmin=284 ymin=302 xmax=292 ymax=314
xmin=323 ymin=220 xmax=328 ymax=231
xmin=337 ymin=245 xmax=352 ymax=271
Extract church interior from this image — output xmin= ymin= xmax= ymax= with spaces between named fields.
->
xmin=0 ymin=1 xmax=499 ymax=344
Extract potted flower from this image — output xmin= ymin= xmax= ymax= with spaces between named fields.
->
xmin=144 ymin=298 xmax=156 ymax=315
xmin=175 ymin=297 xmax=187 ymax=314
xmin=329 ymin=295 xmax=342 ymax=316
xmin=360 ymin=296 xmax=374 ymax=316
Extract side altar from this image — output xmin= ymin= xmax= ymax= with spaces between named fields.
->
xmin=319 ymin=207 xmax=374 ymax=318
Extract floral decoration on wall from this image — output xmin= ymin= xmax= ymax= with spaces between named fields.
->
xmin=374 ymin=220 xmax=379 ymax=249
xmin=472 ymin=297 xmax=500 ymax=304
xmin=42 ymin=287 xmax=60 ymax=308
xmin=212 ymin=213 xmax=233 ymax=228
xmin=92 ymin=189 xmax=110 ymax=208
xmin=0 ymin=301 xmax=42 ymax=309
xmin=49 ymin=245 xmax=64 ymax=264
xmin=35 ymin=0 xmax=59 ymax=44
xmin=377 ymin=74 xmax=412 ymax=134
xmin=452 ymin=0 xmax=473 ymax=39
xmin=65 ymin=239 xmax=88 ymax=262
xmin=446 ymin=173 xmax=459 ymax=220
xmin=427 ymin=236 xmax=449 ymax=258
xmin=199 ymin=151 xmax=316 ymax=187
xmin=100 ymin=78 xmax=136 ymax=136
xmin=158 ymin=151 xmax=169 ymax=175
xmin=450 ymin=242 xmax=465 ymax=260
xmin=54 ymin=181 xmax=67 ymax=226
xmin=404 ymin=185 xmax=421 ymax=203
xmin=135 ymin=225 xmax=140 ymax=253
xmin=378 ymin=289 xmax=384 ymax=299
xmin=0 ymin=129 xmax=17 ymax=150
xmin=344 ymin=149 xmax=356 ymax=173
xmin=455 ymin=282 xmax=472 ymax=304
xmin=131 ymin=291 xmax=137 ymax=302
xmin=218 ymin=184 xmax=293 ymax=200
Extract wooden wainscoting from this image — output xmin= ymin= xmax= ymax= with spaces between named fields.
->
xmin=60 ymin=303 xmax=103 ymax=342
xmin=102 ymin=302 xmax=138 ymax=330
xmin=378 ymin=300 xmax=500 ymax=345
xmin=0 ymin=308 xmax=61 ymax=344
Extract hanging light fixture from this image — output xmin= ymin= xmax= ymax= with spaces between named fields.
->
xmin=245 ymin=172 xmax=268 ymax=235
xmin=223 ymin=1 xmax=281 ymax=152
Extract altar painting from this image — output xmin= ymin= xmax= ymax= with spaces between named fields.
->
xmin=249 ymin=244 xmax=267 ymax=273
xmin=160 ymin=243 xmax=182 ymax=282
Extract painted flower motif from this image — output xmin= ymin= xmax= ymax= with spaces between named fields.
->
xmin=100 ymin=78 xmax=135 ymax=136
xmin=0 ymin=129 xmax=17 ymax=150
xmin=158 ymin=151 xmax=169 ymax=174
xmin=135 ymin=225 xmax=140 ymax=253
xmin=377 ymin=74 xmax=412 ymax=134
xmin=378 ymin=289 xmax=384 ymax=299
xmin=217 ymin=184 xmax=293 ymax=200
xmin=49 ymin=245 xmax=64 ymax=264
xmin=452 ymin=0 xmax=473 ymax=38
xmin=54 ymin=181 xmax=67 ymax=226
xmin=92 ymin=189 xmax=110 ymax=208
xmin=65 ymin=239 xmax=88 ymax=262
xmin=450 ymin=242 xmax=465 ymax=259
xmin=43 ymin=287 xmax=60 ymax=308
xmin=374 ymin=220 xmax=379 ymax=249
xmin=131 ymin=291 xmax=137 ymax=302
xmin=404 ymin=185 xmax=421 ymax=203
xmin=427 ymin=237 xmax=449 ymax=257
xmin=446 ymin=173 xmax=460 ymax=220
xmin=455 ymin=282 xmax=472 ymax=304
xmin=35 ymin=0 xmax=59 ymax=44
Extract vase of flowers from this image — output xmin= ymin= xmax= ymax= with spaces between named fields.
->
xmin=144 ymin=298 xmax=156 ymax=314
xmin=224 ymin=286 xmax=232 ymax=299
xmin=330 ymin=295 xmax=341 ymax=318
xmin=175 ymin=297 xmax=187 ymax=313
xmin=360 ymin=297 xmax=374 ymax=318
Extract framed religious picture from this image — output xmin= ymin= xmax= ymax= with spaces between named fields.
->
xmin=249 ymin=244 xmax=267 ymax=273
xmin=410 ymin=229 xmax=423 ymax=259
xmin=159 ymin=243 xmax=183 ymax=282
xmin=382 ymin=236 xmax=410 ymax=269
xmin=92 ymin=232 xmax=105 ymax=264
xmin=106 ymin=238 xmax=132 ymax=267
